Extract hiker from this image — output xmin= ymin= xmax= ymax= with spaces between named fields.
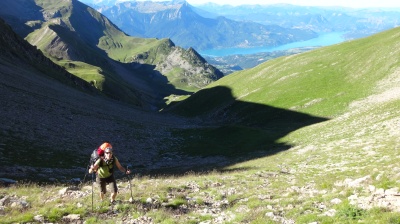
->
xmin=89 ymin=144 xmax=131 ymax=203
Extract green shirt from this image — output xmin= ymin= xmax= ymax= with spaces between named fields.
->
xmin=95 ymin=156 xmax=118 ymax=178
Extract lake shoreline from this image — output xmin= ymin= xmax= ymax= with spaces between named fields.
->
xmin=200 ymin=32 xmax=347 ymax=57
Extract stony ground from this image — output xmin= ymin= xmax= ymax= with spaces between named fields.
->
xmin=0 ymin=58 xmax=228 ymax=183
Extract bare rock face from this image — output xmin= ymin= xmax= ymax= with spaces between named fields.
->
xmin=157 ymin=47 xmax=223 ymax=89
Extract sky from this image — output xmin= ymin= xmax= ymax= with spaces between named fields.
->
xmin=184 ymin=0 xmax=400 ymax=8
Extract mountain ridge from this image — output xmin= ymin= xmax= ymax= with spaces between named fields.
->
xmin=90 ymin=0 xmax=317 ymax=51
xmin=195 ymin=3 xmax=400 ymax=39
xmin=0 ymin=0 xmax=223 ymax=109
xmin=0 ymin=17 xmax=95 ymax=92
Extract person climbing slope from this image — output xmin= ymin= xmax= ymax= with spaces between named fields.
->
xmin=89 ymin=143 xmax=130 ymax=204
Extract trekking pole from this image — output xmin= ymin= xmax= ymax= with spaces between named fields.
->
xmin=91 ymin=171 xmax=94 ymax=211
xmin=81 ymin=165 xmax=89 ymax=188
xmin=127 ymin=166 xmax=133 ymax=203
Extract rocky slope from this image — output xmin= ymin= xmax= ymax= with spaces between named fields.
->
xmin=0 ymin=17 xmax=224 ymax=182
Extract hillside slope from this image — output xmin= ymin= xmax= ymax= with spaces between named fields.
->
xmin=166 ymin=26 xmax=400 ymax=163
xmin=0 ymin=0 xmax=223 ymax=109
xmin=170 ymin=27 xmax=400 ymax=119
xmin=0 ymin=16 xmax=208 ymax=181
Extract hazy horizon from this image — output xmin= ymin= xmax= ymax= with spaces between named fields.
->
xmin=77 ymin=0 xmax=400 ymax=9
xmin=186 ymin=0 xmax=400 ymax=8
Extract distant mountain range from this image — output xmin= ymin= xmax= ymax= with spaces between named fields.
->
xmin=80 ymin=0 xmax=400 ymax=50
xmin=78 ymin=0 xmax=400 ymax=74
xmin=196 ymin=3 xmax=400 ymax=40
xmin=80 ymin=0 xmax=318 ymax=51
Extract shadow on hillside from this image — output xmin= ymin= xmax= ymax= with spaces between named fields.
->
xmin=144 ymin=86 xmax=329 ymax=176
xmin=130 ymin=63 xmax=190 ymax=96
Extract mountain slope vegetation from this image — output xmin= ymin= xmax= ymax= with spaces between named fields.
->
xmin=0 ymin=0 xmax=223 ymax=109
xmin=166 ymin=26 xmax=400 ymax=171
xmin=170 ymin=27 xmax=400 ymax=118
xmin=2 ymin=24 xmax=400 ymax=223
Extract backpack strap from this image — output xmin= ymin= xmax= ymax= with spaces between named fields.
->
xmin=100 ymin=156 xmax=116 ymax=173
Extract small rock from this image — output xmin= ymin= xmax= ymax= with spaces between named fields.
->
xmin=347 ymin=175 xmax=371 ymax=188
xmin=376 ymin=188 xmax=385 ymax=194
xmin=330 ymin=198 xmax=342 ymax=204
xmin=63 ymin=214 xmax=81 ymax=222
xmin=265 ymin=212 xmax=274 ymax=218
xmin=34 ymin=215 xmax=44 ymax=222
xmin=385 ymin=187 xmax=399 ymax=195
xmin=59 ymin=187 xmax=68 ymax=195
xmin=369 ymin=185 xmax=376 ymax=192
xmin=348 ymin=194 xmax=358 ymax=200
xmin=324 ymin=209 xmax=337 ymax=217
xmin=0 ymin=196 xmax=10 ymax=206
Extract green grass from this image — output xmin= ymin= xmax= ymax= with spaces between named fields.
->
xmin=100 ymin=36 xmax=169 ymax=63
xmin=170 ymin=27 xmax=400 ymax=119
xmin=335 ymin=201 xmax=367 ymax=221
xmin=60 ymin=61 xmax=105 ymax=89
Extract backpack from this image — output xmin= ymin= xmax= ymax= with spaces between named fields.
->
xmin=90 ymin=152 xmax=116 ymax=174
xmin=90 ymin=148 xmax=100 ymax=166
xmin=89 ymin=142 xmax=112 ymax=167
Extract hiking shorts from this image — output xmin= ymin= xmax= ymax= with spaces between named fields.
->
xmin=97 ymin=175 xmax=118 ymax=194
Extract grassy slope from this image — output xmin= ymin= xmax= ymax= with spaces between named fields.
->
xmin=3 ymin=25 xmax=400 ymax=224
xmin=173 ymin=27 xmax=400 ymax=118
xmin=167 ymin=27 xmax=400 ymax=159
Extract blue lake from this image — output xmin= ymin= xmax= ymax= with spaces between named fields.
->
xmin=199 ymin=32 xmax=347 ymax=57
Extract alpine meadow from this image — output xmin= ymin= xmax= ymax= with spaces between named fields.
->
xmin=1 ymin=0 xmax=400 ymax=223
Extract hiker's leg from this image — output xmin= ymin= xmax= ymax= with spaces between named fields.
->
xmin=97 ymin=177 xmax=107 ymax=201
xmin=109 ymin=175 xmax=118 ymax=202
xmin=111 ymin=192 xmax=117 ymax=202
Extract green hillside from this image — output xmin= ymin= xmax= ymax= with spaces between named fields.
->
xmin=167 ymin=26 xmax=400 ymax=159
xmin=171 ymin=27 xmax=400 ymax=119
